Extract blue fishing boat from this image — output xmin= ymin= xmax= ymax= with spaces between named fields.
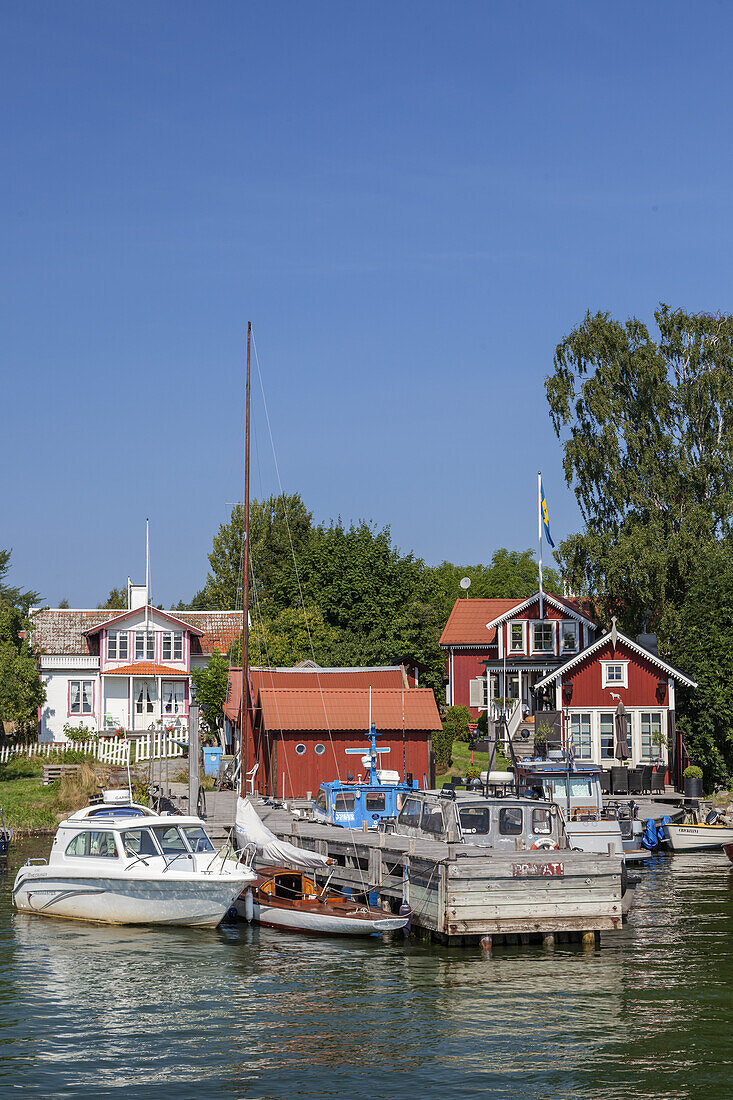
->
xmin=313 ymin=723 xmax=418 ymax=830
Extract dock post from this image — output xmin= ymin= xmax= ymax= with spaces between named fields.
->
xmin=542 ymin=932 xmax=555 ymax=950
xmin=480 ymin=935 xmax=493 ymax=952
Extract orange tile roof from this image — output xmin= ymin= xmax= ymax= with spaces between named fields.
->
xmin=102 ymin=663 xmax=189 ymax=677
xmin=439 ymin=598 xmax=523 ymax=646
xmin=224 ymin=666 xmax=408 ymax=723
xmin=257 ymin=688 xmax=441 ymax=733
xmin=176 ymin=612 xmax=242 ymax=656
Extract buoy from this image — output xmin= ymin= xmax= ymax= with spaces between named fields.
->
xmin=243 ymin=888 xmax=254 ymax=923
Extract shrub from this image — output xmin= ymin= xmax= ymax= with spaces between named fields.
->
xmin=443 ymin=706 xmax=473 ymax=743
xmin=683 ymin=765 xmax=703 ymax=779
xmin=465 ymin=766 xmax=482 ymax=782
xmin=433 ymin=726 xmax=453 ymax=773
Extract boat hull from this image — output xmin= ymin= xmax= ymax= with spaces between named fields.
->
xmin=662 ymin=824 xmax=733 ymax=851
xmin=249 ymin=898 xmax=407 ymax=935
xmin=13 ymin=866 xmax=254 ymax=927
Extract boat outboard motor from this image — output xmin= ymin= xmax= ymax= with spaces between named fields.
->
xmin=657 ymin=815 xmax=671 ymax=845
xmin=706 ymin=809 xmax=721 ymax=825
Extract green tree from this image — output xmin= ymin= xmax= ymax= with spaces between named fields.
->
xmin=58 ymin=598 xmax=70 ymax=609
xmin=0 ymin=602 xmax=45 ymax=738
xmin=190 ymin=650 xmax=230 ymax=746
xmin=98 ymin=587 xmax=128 ymax=610
xmin=0 ymin=549 xmax=40 ymax=616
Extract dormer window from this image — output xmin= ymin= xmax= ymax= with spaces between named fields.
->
xmin=532 ymin=622 xmax=554 ymax=653
xmin=162 ymin=632 xmax=183 ymax=661
xmin=135 ymin=631 xmax=154 ymax=661
xmin=561 ymin=621 xmax=579 ymax=653
xmin=107 ymin=631 xmax=128 ymax=661
xmin=602 ymin=660 xmax=628 ymax=689
xmin=509 ymin=622 xmax=525 ymax=653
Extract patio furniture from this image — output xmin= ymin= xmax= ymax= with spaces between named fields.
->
xmin=611 ymin=767 xmax=629 ymax=795
xmin=651 ymin=767 xmax=666 ymax=794
xmin=640 ymin=765 xmax=653 ymax=793
xmin=600 ymin=770 xmax=611 ymax=795
xmin=627 ymin=768 xmax=643 ymax=795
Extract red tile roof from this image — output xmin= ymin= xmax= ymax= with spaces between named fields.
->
xmin=224 ymin=666 xmax=408 ymax=723
xmin=177 ymin=612 xmax=242 ymax=656
xmin=257 ymin=688 xmax=441 ymax=733
xmin=439 ymin=598 xmax=523 ymax=646
xmin=102 ymin=663 xmax=189 ymax=677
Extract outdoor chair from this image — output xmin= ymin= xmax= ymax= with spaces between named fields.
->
xmin=651 ymin=767 xmax=666 ymax=794
xmin=640 ymin=765 xmax=653 ymax=793
xmin=611 ymin=767 xmax=629 ymax=795
xmin=600 ymin=770 xmax=611 ymax=795
xmin=627 ymin=768 xmax=643 ymax=795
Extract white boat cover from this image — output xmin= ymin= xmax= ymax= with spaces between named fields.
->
xmin=235 ymin=797 xmax=330 ymax=869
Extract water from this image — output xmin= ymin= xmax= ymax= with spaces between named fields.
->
xmin=2 ymin=838 xmax=733 ymax=1099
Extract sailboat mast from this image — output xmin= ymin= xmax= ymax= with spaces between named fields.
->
xmin=240 ymin=322 xmax=252 ymax=799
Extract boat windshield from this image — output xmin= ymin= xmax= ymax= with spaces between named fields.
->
xmin=151 ymin=825 xmax=189 ymax=855
xmin=459 ymin=805 xmax=491 ymax=835
xmin=546 ymin=777 xmax=596 ymax=801
xmin=121 ymin=828 xmax=159 ymax=858
xmin=333 ymin=793 xmax=356 ymax=811
xmin=181 ymin=826 xmax=214 ymax=853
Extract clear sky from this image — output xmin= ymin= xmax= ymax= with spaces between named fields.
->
xmin=3 ymin=1 xmax=733 ymax=607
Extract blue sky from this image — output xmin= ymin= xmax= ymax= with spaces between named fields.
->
xmin=3 ymin=1 xmax=733 ymax=607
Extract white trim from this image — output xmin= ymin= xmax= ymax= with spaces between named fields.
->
xmin=534 ymin=628 xmax=697 ymax=690
xmin=485 ymin=591 xmax=597 ymax=632
xmin=559 ymin=620 xmax=580 ymax=656
xmin=508 ymin=620 xmax=526 ymax=654
xmin=601 ymin=660 xmax=629 ymax=689
xmin=530 ymin=619 xmax=555 ymax=656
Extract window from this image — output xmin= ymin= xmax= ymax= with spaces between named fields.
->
xmin=70 ymin=680 xmax=93 ymax=715
xmin=602 ymin=661 xmax=628 ymax=688
xmin=151 ymin=826 xmax=187 ymax=855
xmin=106 ymin=632 xmax=128 ymax=661
xmin=121 ymin=829 xmax=158 ymax=858
xmin=532 ymin=622 xmax=554 ymax=653
xmin=65 ymin=830 xmax=118 ymax=858
xmin=182 ymin=826 xmax=215 ymax=854
xmin=640 ymin=712 xmax=662 ymax=761
xmin=459 ymin=805 xmax=491 ymax=835
xmin=420 ymin=804 xmax=445 ymax=835
xmin=365 ymin=793 xmax=386 ymax=812
xmin=162 ymin=681 xmax=185 ymax=715
xmin=135 ymin=631 xmax=154 ymax=661
xmin=135 ymin=682 xmax=155 ymax=715
xmin=532 ymin=808 xmax=553 ymax=835
xmin=569 ymin=713 xmax=593 ymax=760
xmin=600 ymin=713 xmax=615 ymax=759
xmin=561 ymin=621 xmax=579 ymax=653
xmin=499 ymin=806 xmax=523 ymax=835
xmin=162 ymin=632 xmax=183 ymax=661
xmin=314 ymin=743 xmax=326 ymax=756
xmin=548 ymin=776 xmax=595 ymax=800
xmin=295 ymin=743 xmax=306 ymax=756
xmin=510 ymin=622 xmax=525 ymax=653
xmin=334 ymin=792 xmax=355 ymax=811
xmin=316 ymin=790 xmax=327 ymax=813
xmin=398 ymin=797 xmax=422 ymax=828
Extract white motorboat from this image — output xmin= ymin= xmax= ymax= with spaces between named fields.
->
xmin=13 ymin=790 xmax=256 ymax=927
xmin=662 ymin=818 xmax=733 ymax=851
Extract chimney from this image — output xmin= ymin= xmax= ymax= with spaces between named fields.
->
xmin=636 ymin=633 xmax=658 ymax=655
xmin=128 ymin=582 xmax=148 ymax=611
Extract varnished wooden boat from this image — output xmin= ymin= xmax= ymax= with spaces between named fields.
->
xmin=236 ymin=865 xmax=408 ymax=935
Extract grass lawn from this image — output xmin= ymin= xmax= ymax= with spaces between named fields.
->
xmin=437 ymin=740 xmax=511 ymax=788
xmin=0 ymin=776 xmax=62 ymax=832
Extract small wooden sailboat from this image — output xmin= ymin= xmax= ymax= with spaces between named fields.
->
xmin=236 ymin=865 xmax=408 ymax=936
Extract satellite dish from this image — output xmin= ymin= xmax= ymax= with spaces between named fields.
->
xmin=460 ymin=577 xmax=471 ymax=591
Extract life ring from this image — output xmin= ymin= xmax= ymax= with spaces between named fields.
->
xmin=531 ymin=840 xmax=559 ymax=851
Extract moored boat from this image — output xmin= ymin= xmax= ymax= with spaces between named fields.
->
xmin=0 ymin=807 xmax=12 ymax=860
xmin=662 ymin=816 xmax=733 ymax=851
xmin=13 ymin=789 xmax=256 ymax=926
xmin=236 ymin=864 xmax=409 ymax=935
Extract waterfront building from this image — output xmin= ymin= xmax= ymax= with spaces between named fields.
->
xmin=225 ymin=664 xmax=440 ymax=798
xmin=30 ymin=582 xmax=241 ymax=742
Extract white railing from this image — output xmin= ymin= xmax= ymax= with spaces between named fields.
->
xmin=135 ymin=731 xmax=188 ymax=763
xmin=0 ymin=729 xmax=189 ymax=767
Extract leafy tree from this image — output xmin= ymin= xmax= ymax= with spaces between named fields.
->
xmin=0 ymin=602 xmax=45 ymax=738
xmin=0 ymin=549 xmax=40 ymax=616
xmin=190 ymin=650 xmax=230 ymax=747
xmin=58 ymin=598 xmax=70 ymax=609
xmin=98 ymin=587 xmax=128 ymax=610
xmin=443 ymin=705 xmax=473 ymax=744
xmin=232 ymin=605 xmax=340 ymax=668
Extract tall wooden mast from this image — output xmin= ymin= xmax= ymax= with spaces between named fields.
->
xmin=240 ymin=322 xmax=252 ymax=799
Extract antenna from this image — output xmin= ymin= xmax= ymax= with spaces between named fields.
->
xmin=145 ymin=518 xmax=150 ymax=632
xmin=460 ymin=576 xmax=471 ymax=597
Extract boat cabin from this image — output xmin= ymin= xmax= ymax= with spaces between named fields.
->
xmin=393 ymin=790 xmax=567 ymax=850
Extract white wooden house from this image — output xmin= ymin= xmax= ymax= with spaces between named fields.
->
xmin=30 ymin=583 xmax=242 ymax=743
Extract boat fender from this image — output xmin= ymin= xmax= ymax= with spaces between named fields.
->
xmin=243 ymin=888 xmax=254 ymax=923
xmin=620 ymin=860 xmax=628 ymax=897
xmin=531 ymin=840 xmax=559 ymax=851
xmin=399 ymin=902 xmax=412 ymax=936
xmin=641 ymin=819 xmax=658 ymax=850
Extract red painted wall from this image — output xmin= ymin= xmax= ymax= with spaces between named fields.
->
xmin=565 ymin=642 xmax=668 ymax=707
xmin=450 ymin=649 xmax=496 ymax=716
xmin=266 ymin=729 xmax=432 ymax=799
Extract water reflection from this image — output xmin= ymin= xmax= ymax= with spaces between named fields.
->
xmin=3 ymin=838 xmax=733 ymax=1097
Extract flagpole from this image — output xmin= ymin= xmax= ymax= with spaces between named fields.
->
xmin=537 ymin=472 xmax=544 ymax=619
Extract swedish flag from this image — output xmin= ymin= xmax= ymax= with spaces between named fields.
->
xmin=540 ymin=479 xmax=555 ymax=548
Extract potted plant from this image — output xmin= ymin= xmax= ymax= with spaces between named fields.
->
xmin=534 ymin=720 xmax=554 ymax=760
xmin=683 ymin=764 xmax=703 ymax=799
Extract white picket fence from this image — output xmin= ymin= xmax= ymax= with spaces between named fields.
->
xmin=0 ymin=730 xmax=189 ymax=768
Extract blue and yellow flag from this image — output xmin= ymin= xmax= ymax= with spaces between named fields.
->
xmin=540 ymin=479 xmax=555 ymax=548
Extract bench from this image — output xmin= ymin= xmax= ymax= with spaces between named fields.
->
xmin=42 ymin=763 xmax=82 ymax=786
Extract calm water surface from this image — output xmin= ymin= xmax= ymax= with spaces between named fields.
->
xmin=2 ymin=837 xmax=733 ymax=1099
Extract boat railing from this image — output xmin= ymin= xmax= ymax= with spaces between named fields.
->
xmin=25 ymin=857 xmax=48 ymax=865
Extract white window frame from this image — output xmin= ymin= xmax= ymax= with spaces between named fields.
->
xmin=560 ymin=620 xmax=579 ymax=654
xmin=107 ymin=631 xmax=128 ymax=661
xmin=162 ymin=632 xmax=183 ymax=662
xmin=135 ymin=631 xmax=154 ymax=661
xmin=599 ymin=712 xmax=615 ymax=760
xmin=162 ymin=680 xmax=185 ymax=715
xmin=640 ymin=711 xmax=663 ymax=761
xmin=601 ymin=661 xmax=628 ymax=689
xmin=568 ymin=712 xmax=593 ymax=760
xmin=70 ymin=680 xmax=94 ymax=716
xmin=509 ymin=621 xmax=525 ymax=653
xmin=531 ymin=620 xmax=555 ymax=654
xmin=469 ymin=677 xmax=488 ymax=708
